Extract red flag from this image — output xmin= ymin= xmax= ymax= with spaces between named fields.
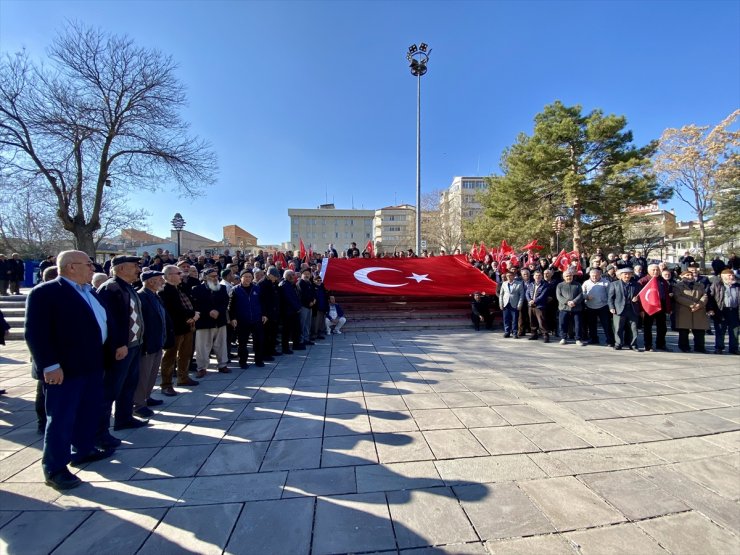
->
xmin=321 ymin=254 xmax=496 ymax=296
xmin=299 ymin=238 xmax=306 ymax=261
xmin=509 ymin=255 xmax=520 ymax=267
xmin=365 ymin=240 xmax=375 ymax=258
xmin=554 ymin=249 xmax=570 ymax=272
xmin=470 ymin=242 xmax=478 ymax=260
xmin=478 ymin=242 xmax=487 ymax=261
xmin=519 ymin=239 xmax=544 ymax=251
xmin=638 ymin=276 xmax=662 ymax=315
xmin=308 ymin=244 xmax=314 ymax=262
xmin=500 ymin=240 xmax=515 ymax=255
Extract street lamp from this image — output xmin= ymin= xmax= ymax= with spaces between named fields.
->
xmin=171 ymin=212 xmax=186 ymax=257
xmin=407 ymin=42 xmax=431 ymax=256
xmin=553 ymin=215 xmax=566 ymax=252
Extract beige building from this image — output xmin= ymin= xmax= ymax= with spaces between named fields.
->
xmin=222 ymin=225 xmax=258 ymax=250
xmin=374 ymin=204 xmax=416 ymax=254
xmin=288 ymin=204 xmax=374 ymax=253
xmin=438 ymin=176 xmax=488 ymax=252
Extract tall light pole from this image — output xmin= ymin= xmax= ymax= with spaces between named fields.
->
xmin=407 ymin=42 xmax=431 ymax=256
xmin=171 ymin=212 xmax=186 ymax=257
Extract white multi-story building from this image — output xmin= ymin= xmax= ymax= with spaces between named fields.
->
xmin=288 ymin=204 xmax=374 ymax=253
xmin=373 ymin=204 xmax=416 ymax=254
xmin=438 ymin=176 xmax=488 ymax=251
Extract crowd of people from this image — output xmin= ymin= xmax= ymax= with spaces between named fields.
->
xmin=23 ymin=247 xmax=346 ymax=491
xmin=11 ymin=243 xmax=740 ymax=492
xmin=468 ymin=249 xmax=740 ymax=357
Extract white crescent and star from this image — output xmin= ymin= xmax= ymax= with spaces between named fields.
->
xmin=353 ymin=267 xmax=432 ymax=288
xmin=644 ymin=288 xmax=654 ymax=304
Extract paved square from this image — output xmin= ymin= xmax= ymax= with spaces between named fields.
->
xmin=1 ymin=329 xmax=739 ymax=554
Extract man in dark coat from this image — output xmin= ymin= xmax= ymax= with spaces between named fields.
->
xmin=229 ymin=269 xmax=265 ymax=368
xmin=638 ymin=264 xmax=672 ymax=352
xmin=192 ymin=268 xmax=230 ymax=375
xmin=471 ymin=292 xmax=493 ymax=331
xmin=96 ymin=255 xmax=148 ymax=444
xmin=25 ymin=250 xmax=112 ymax=490
xmin=259 ymin=267 xmax=282 ymax=359
xmin=159 ymin=264 xmax=200 ymax=394
xmin=134 ymin=270 xmax=172 ymax=418
xmin=8 ymin=253 xmax=25 ymax=294
xmin=608 ymin=267 xmax=643 ymax=350
xmin=279 ymin=270 xmax=303 ymax=354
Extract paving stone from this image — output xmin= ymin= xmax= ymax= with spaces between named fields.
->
xmin=516 ymin=423 xmax=591 ymax=451
xmin=578 ymin=469 xmax=689 ymax=519
xmin=321 ymin=433 xmax=378 ymax=467
xmin=135 ymin=444 xmax=215 ymax=480
xmin=402 ymin=393 xmax=448 ymax=410
xmin=638 ymin=465 xmax=740 ymax=535
xmin=387 ymin=486 xmax=479 ymax=548
xmin=237 ymin=401 xmax=286 ymax=420
xmin=283 ymin=466 xmax=357 ymax=497
xmin=435 ymin=454 xmax=546 ymax=485
xmin=356 ymin=461 xmax=443 ymax=493
xmin=55 ymin=508 xmax=166 ymax=555
xmin=451 ymin=406 xmax=509 ymax=428
xmin=0 ymin=509 xmax=91 ymax=554
xmin=566 ymin=522 xmax=667 ymax=554
xmin=365 ymin=395 xmax=409 ymax=411
xmin=702 ymin=430 xmax=740 ymax=451
xmin=198 ymin=402 xmax=250 ymax=421
xmin=0 ymin=482 xmax=62 ymax=510
xmin=182 ymin=471 xmax=286 ymax=504
xmin=438 ymin=391 xmax=485 ymax=408
xmin=471 ymin=427 xmax=539 ymax=455
xmin=672 ymin=457 xmax=740 ymax=500
xmin=272 ymin=415 xmax=324 ymax=439
xmin=312 ymin=492 xmax=396 ymax=554
xmin=638 ymin=511 xmax=740 ymax=555
xmin=561 ymin=400 xmax=622 ymax=420
xmin=0 ymin=510 xmax=19 ymax=529
xmin=139 ymin=503 xmax=241 ymax=555
xmin=486 ymin=534 xmax=578 ymax=554
xmin=374 ymin=431 xmax=435 ymax=463
xmin=631 ymin=414 xmax=714 ymax=439
xmin=519 ymin=476 xmax=626 ymax=531
xmin=592 ymin=417 xmax=672 ymax=443
xmin=198 ymin=441 xmax=269 ymax=475
xmin=474 ymin=390 xmax=521 ymax=406
xmin=324 ymin=413 xmax=372 ymax=436
xmin=0 ymin=446 xmax=41 ymax=481
xmin=325 ymin=396 xmax=367 ymax=414
xmin=422 ymin=429 xmax=488 ymax=459
xmin=494 ymin=405 xmax=552 ymax=425
xmin=54 ymin=478 xmax=192 ymax=510
xmin=412 ymin=408 xmax=465 ymax=431
xmin=455 ymin=482 xmax=554 ymax=540
xmin=261 ymin=437 xmax=322 ymax=471
xmin=401 ymin=541 xmax=488 ymax=553
xmin=544 ymin=444 xmax=663 ymax=474
xmin=369 ymin=410 xmax=419 ymax=433
xmin=642 ymin=436 xmax=729 ymax=463
xmin=222 ymin=418 xmax=279 ymax=442
xmin=226 ymin=497 xmax=314 ymax=555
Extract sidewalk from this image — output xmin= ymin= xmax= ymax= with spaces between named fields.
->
xmin=0 ymin=330 xmax=738 ymax=554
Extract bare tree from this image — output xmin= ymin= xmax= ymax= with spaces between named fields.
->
xmin=653 ymin=109 xmax=739 ymax=264
xmin=0 ymin=23 xmax=217 ymax=255
xmin=423 ymin=188 xmax=464 ymax=253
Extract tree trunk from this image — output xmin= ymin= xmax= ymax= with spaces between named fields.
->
xmin=572 ymin=197 xmax=583 ymax=254
xmin=72 ymin=227 xmax=97 ymax=258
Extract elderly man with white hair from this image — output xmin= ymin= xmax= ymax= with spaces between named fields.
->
xmin=191 ymin=268 xmax=230 ymax=375
xmin=555 ymin=270 xmax=585 ymax=346
xmin=638 ymin=264 xmax=672 ymax=352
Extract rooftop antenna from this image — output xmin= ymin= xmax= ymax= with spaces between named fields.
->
xmin=351 ymin=195 xmax=354 ymax=209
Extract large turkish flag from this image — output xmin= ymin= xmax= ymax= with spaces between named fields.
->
xmin=320 ymin=255 xmax=497 ymax=297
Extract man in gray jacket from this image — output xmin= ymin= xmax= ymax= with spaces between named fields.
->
xmin=499 ymin=270 xmax=524 ymax=338
xmin=608 ymin=268 xmax=643 ymax=350
xmin=556 ymin=270 xmax=585 ymax=345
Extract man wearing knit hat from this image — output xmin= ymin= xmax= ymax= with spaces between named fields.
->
xmin=191 ymin=268 xmax=230 ymax=375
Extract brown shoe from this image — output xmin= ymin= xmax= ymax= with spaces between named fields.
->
xmin=177 ymin=378 xmax=200 ymax=387
xmin=218 ymin=366 xmax=232 ymax=373
xmin=161 ymin=386 xmax=178 ymax=396
xmin=195 ymin=369 xmax=207 ymax=379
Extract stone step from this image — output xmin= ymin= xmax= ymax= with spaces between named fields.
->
xmin=344 ymin=318 xmax=472 ymax=332
xmin=0 ymin=300 xmax=26 ymax=309
xmin=5 ymin=316 xmax=24 ymax=328
xmin=0 ymin=307 xmax=25 ymax=317
xmin=6 ymin=328 xmax=24 ymax=341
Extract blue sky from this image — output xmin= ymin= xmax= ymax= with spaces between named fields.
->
xmin=1 ymin=0 xmax=738 ymax=245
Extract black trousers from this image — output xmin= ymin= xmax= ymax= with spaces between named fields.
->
xmin=678 ymin=329 xmax=706 ymax=352
xmin=471 ymin=311 xmax=493 ymax=330
xmin=100 ymin=344 xmax=141 ymax=433
xmin=237 ymin=322 xmax=264 ymax=364
xmin=281 ymin=312 xmax=302 ymax=351
xmin=643 ymin=310 xmax=668 ymax=350
xmin=585 ymin=306 xmax=615 ymax=345
xmin=264 ymin=319 xmax=279 ymax=355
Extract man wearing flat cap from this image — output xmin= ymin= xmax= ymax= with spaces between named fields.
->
xmin=133 ymin=270 xmax=172 ymax=418
xmin=708 ymin=269 xmax=740 ymax=355
xmin=96 ymin=255 xmax=147 ymax=446
xmin=608 ymin=267 xmax=642 ymax=350
xmin=191 ymin=267 xmax=230 ymax=375
xmin=674 ymin=270 xmax=710 ymax=353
